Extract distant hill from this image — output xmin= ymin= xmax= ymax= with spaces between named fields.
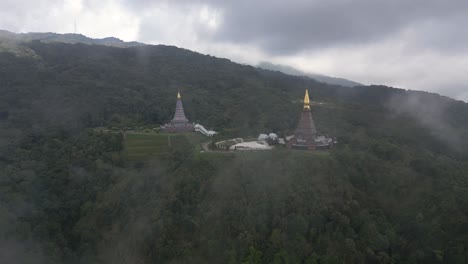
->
xmin=258 ymin=61 xmax=362 ymax=87
xmin=0 ymin=29 xmax=143 ymax=56
xmin=0 ymin=30 xmax=401 ymax=88
xmin=0 ymin=29 xmax=143 ymax=47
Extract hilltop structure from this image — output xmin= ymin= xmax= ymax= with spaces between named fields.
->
xmin=160 ymin=91 xmax=217 ymax=136
xmin=287 ymin=89 xmax=317 ymax=150
xmin=161 ymin=91 xmax=194 ymax=132
xmin=287 ymin=89 xmax=334 ymax=150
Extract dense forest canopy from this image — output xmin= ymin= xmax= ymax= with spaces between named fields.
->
xmin=0 ymin=39 xmax=467 ymax=263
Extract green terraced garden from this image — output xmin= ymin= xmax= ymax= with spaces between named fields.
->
xmin=123 ymin=132 xmax=206 ymax=162
xmin=124 ymin=133 xmax=172 ymax=161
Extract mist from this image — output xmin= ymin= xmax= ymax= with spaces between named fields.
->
xmin=387 ymin=92 xmax=466 ymax=150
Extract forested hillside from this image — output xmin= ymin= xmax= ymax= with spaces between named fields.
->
xmin=257 ymin=61 xmax=362 ymax=87
xmin=0 ymin=40 xmax=467 ymax=263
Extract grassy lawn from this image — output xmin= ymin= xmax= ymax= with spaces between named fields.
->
xmin=124 ymin=133 xmax=171 ymax=162
xmin=123 ymin=132 xmax=207 ymax=162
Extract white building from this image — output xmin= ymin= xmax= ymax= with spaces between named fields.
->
xmin=229 ymin=141 xmax=273 ymax=151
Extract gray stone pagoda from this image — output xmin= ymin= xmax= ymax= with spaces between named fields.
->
xmin=161 ymin=91 xmax=194 ymax=133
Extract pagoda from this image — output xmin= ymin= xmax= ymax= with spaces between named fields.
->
xmin=287 ymin=89 xmax=318 ymax=150
xmin=161 ymin=91 xmax=194 ymax=132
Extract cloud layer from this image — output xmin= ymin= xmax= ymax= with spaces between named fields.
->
xmin=1 ymin=0 xmax=467 ymax=101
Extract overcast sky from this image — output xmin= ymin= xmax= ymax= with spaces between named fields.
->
xmin=1 ymin=0 xmax=468 ymax=101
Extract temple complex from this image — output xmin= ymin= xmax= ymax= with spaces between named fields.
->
xmin=160 ymin=91 xmax=194 ymax=132
xmin=287 ymin=89 xmax=317 ymax=150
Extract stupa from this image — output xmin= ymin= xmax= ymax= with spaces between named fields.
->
xmin=287 ymin=89 xmax=318 ymax=150
xmin=160 ymin=91 xmax=194 ymax=132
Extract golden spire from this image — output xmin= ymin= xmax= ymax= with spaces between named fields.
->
xmin=303 ymin=89 xmax=310 ymax=109
xmin=177 ymin=90 xmax=181 ymax=99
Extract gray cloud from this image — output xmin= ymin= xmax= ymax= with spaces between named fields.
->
xmin=213 ymin=1 xmax=427 ymax=53
xmin=216 ymin=0 xmax=468 ymax=55
xmin=0 ymin=0 xmax=63 ymax=31
xmin=128 ymin=0 xmax=468 ymax=55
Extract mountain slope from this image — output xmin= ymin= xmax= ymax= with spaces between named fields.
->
xmin=258 ymin=61 xmax=362 ymax=87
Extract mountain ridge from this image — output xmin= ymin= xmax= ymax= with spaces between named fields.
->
xmin=257 ymin=61 xmax=363 ymax=87
xmin=0 ymin=29 xmax=144 ymax=47
xmin=1 ymin=29 xmax=465 ymax=104
xmin=1 ymin=29 xmax=362 ymax=87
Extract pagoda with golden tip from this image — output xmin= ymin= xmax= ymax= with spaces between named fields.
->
xmin=287 ymin=89 xmax=318 ymax=150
